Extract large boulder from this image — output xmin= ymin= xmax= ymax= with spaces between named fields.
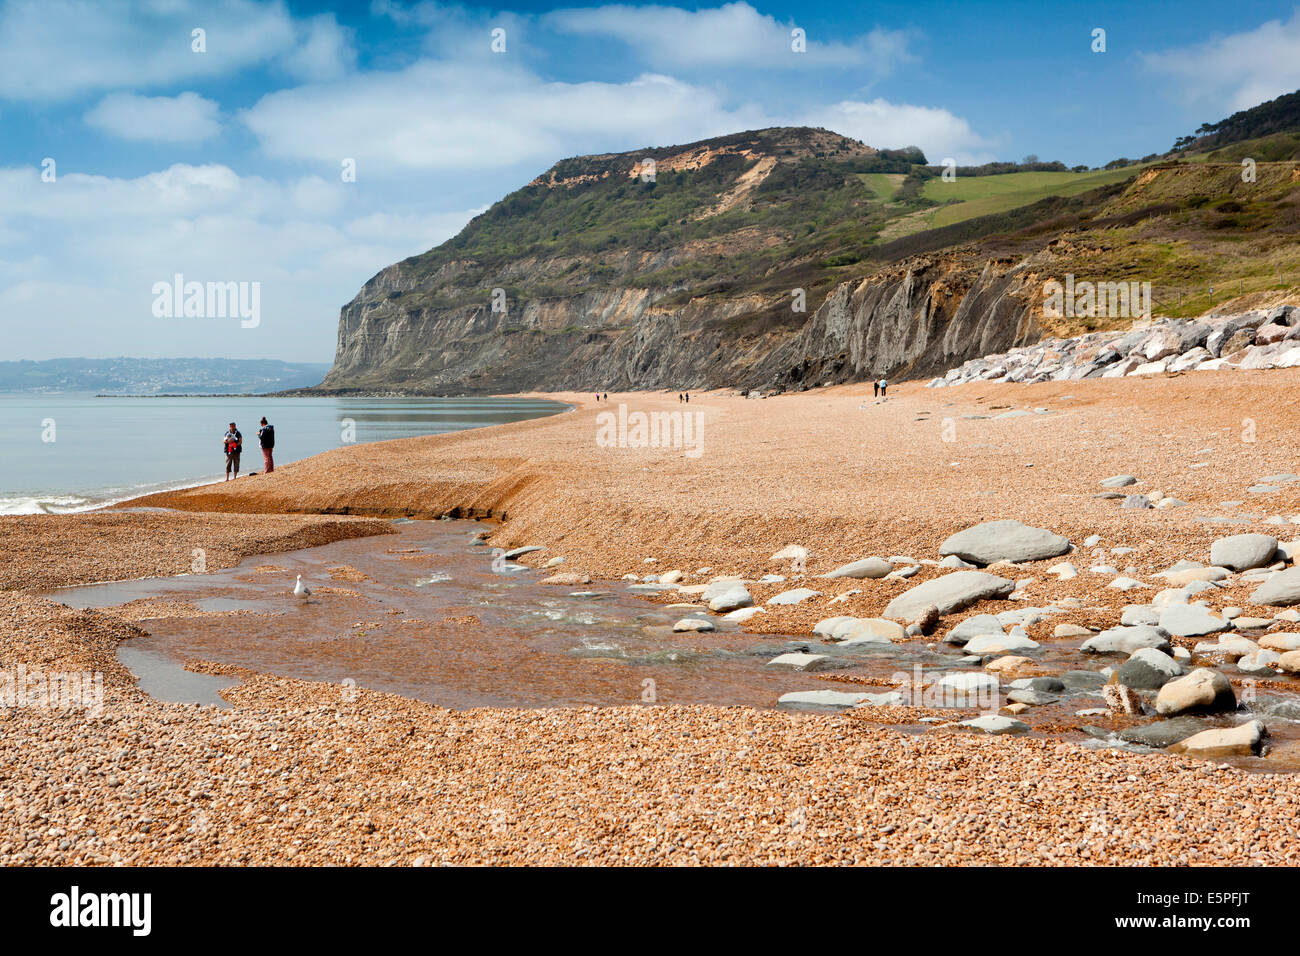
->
xmin=1154 ymin=668 xmax=1236 ymax=716
xmin=1114 ymin=647 xmax=1187 ymax=689
xmin=1256 ymin=322 xmax=1290 ymax=345
xmin=938 ymin=520 xmax=1070 ymax=565
xmin=1157 ymin=604 xmax=1230 ymax=637
xmin=1209 ymin=533 xmax=1278 ymax=571
xmin=883 ymin=571 xmax=1016 ymax=619
xmin=1169 ymin=720 xmax=1266 ymax=758
xmin=1081 ymin=625 xmax=1171 ymax=654
xmin=1250 ymin=567 xmax=1300 ymax=607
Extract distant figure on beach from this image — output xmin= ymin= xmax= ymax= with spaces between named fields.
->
xmin=257 ymin=417 xmax=275 ymax=474
xmin=684 ymin=392 xmax=690 ymax=404
xmin=879 ymin=378 xmax=888 ymax=400
xmin=873 ymin=380 xmax=879 ymax=397
xmin=223 ymin=422 xmax=242 ymax=480
xmin=678 ymin=393 xmax=683 ymax=403
xmin=603 ymin=392 xmax=608 ymax=401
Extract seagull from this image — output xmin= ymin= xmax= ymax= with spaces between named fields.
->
xmin=293 ymin=575 xmax=311 ymax=603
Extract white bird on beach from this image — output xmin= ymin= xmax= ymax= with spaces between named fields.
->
xmin=293 ymin=575 xmax=311 ymax=602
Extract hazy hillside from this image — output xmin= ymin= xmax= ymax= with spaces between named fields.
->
xmin=0 ymin=358 xmax=331 ymax=395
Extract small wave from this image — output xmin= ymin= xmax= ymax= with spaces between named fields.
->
xmin=0 ymin=475 xmax=222 ymax=516
xmin=0 ymin=495 xmax=96 ymax=515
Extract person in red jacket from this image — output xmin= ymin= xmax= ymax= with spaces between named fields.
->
xmin=223 ymin=422 xmax=242 ymax=480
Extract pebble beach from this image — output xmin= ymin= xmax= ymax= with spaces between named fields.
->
xmin=6 ymin=370 xmax=1300 ymax=865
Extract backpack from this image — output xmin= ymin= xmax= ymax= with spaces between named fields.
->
xmin=260 ymin=425 xmax=275 ymax=449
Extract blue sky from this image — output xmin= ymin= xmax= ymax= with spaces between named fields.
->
xmin=3 ymin=0 xmax=1299 ymax=363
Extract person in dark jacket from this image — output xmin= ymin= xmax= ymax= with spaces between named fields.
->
xmin=223 ymin=422 xmax=242 ymax=480
xmin=257 ymin=417 xmax=275 ymax=474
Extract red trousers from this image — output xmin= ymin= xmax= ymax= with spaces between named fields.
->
xmin=262 ymin=448 xmax=274 ymax=473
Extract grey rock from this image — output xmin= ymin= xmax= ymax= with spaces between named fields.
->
xmin=1169 ymin=720 xmax=1265 ymax=757
xmin=942 ymin=613 xmax=1005 ymax=646
xmin=1209 ymin=533 xmax=1278 ymax=571
xmin=1010 ymin=676 xmax=1066 ymax=693
xmin=1080 ymin=625 xmax=1172 ymax=655
xmin=1121 ymin=494 xmax=1151 ymax=509
xmin=503 ymin=545 xmax=545 ymax=559
xmin=884 ymin=571 xmax=1016 ymax=619
xmin=1114 ymin=647 xmax=1187 ymax=689
xmin=1006 ymin=688 xmax=1059 ymax=706
xmin=766 ymin=652 xmax=834 ymax=671
xmin=1118 ymin=716 xmax=1213 ymax=748
xmin=1100 ymin=474 xmax=1137 ymax=488
xmin=1062 ymin=669 xmax=1107 ymax=691
xmin=778 ymin=690 xmax=871 ymax=709
xmin=1250 ymin=567 xmax=1300 ymax=606
xmin=958 ymin=715 xmax=1029 ymax=735
xmin=1121 ymin=604 xmax=1160 ymax=626
xmin=1157 ymin=604 xmax=1230 ymax=637
xmin=822 ymin=557 xmax=893 ymax=579
xmin=963 ymin=628 xmax=1039 ymax=654
xmin=938 ymin=520 xmax=1070 ymax=565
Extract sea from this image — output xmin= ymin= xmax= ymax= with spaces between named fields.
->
xmin=0 ymin=394 xmax=569 ymax=515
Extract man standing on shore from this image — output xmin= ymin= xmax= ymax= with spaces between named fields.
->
xmin=223 ymin=422 xmax=242 ymax=480
xmin=257 ymin=417 xmax=275 ymax=474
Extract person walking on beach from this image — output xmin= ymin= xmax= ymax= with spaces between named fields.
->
xmin=873 ymin=380 xmax=879 ymax=398
xmin=257 ymin=417 xmax=275 ymax=474
xmin=223 ymin=422 xmax=242 ymax=480
xmin=878 ymin=378 xmax=888 ymax=400
xmin=684 ymin=392 xmax=690 ymax=404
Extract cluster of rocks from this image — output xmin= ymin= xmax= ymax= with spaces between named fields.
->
xmin=927 ymin=306 xmax=1300 ymax=387
xmin=514 ymin=519 xmax=1300 ymax=761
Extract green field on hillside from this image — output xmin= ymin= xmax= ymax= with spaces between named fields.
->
xmin=857 ymin=172 xmax=905 ymax=201
xmin=925 ymin=167 xmax=1143 ymax=222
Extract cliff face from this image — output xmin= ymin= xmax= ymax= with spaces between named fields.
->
xmin=316 ymin=127 xmax=1049 ymax=394
xmin=321 ymin=249 xmax=1044 ymax=393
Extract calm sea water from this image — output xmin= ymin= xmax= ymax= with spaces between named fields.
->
xmin=0 ymin=394 xmax=569 ymax=514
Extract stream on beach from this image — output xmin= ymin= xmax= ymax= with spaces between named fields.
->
xmin=40 ymin=517 xmax=1300 ymax=773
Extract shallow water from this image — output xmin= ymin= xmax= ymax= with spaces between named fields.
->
xmin=41 ymin=518 xmax=1300 ymax=772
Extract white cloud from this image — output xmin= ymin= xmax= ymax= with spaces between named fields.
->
xmin=0 ymin=162 xmax=478 ymax=361
xmin=242 ymin=52 xmax=991 ymax=173
xmin=84 ymin=91 xmax=221 ymax=143
xmin=1143 ymin=12 xmax=1300 ymax=112
xmin=282 ymin=13 xmax=356 ymax=82
xmin=0 ymin=0 xmax=354 ymax=100
xmin=801 ymin=99 xmax=997 ymax=165
xmin=242 ymin=60 xmax=767 ymax=172
xmin=544 ymin=2 xmax=914 ymax=72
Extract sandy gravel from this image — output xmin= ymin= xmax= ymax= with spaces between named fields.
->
xmin=0 ymin=511 xmax=391 ymax=592
xmin=125 ymin=372 xmax=1300 ymax=582
xmin=2 ymin=593 xmax=1299 ymax=866
xmin=5 ymin=371 xmax=1300 ymax=865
